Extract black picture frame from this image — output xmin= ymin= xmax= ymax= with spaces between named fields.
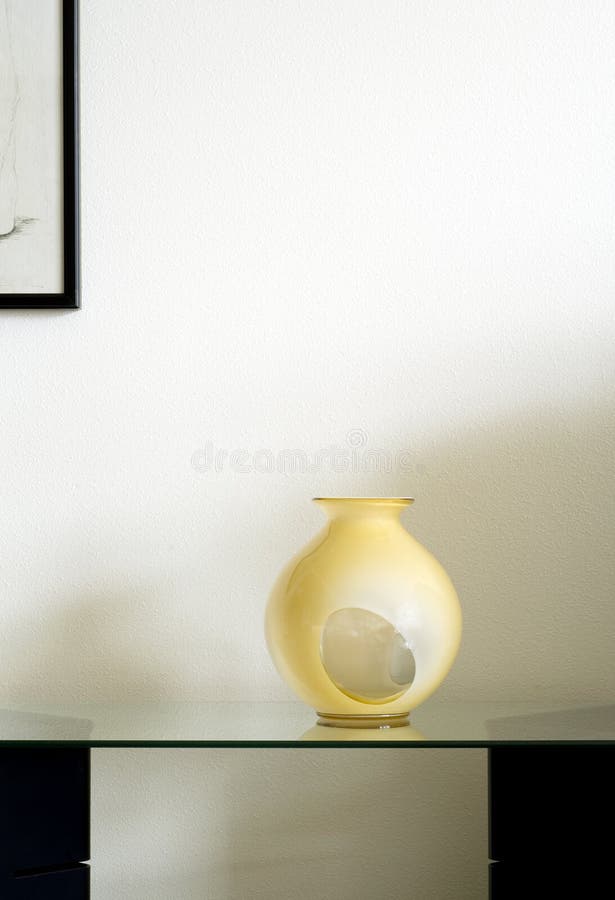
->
xmin=0 ymin=0 xmax=79 ymax=310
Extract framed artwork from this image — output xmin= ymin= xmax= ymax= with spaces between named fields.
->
xmin=0 ymin=0 xmax=79 ymax=309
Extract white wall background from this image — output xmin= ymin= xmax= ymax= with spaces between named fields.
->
xmin=1 ymin=0 xmax=615 ymax=897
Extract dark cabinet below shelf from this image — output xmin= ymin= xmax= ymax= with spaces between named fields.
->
xmin=0 ymin=748 xmax=90 ymax=898
xmin=3 ymin=864 xmax=89 ymax=899
xmin=0 ymin=748 xmax=90 ymax=873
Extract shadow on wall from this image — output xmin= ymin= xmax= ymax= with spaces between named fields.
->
xmin=93 ymin=746 xmax=487 ymax=900
xmin=3 ymin=590 xmax=174 ymax=702
xmin=403 ymin=396 xmax=615 ymax=703
xmin=221 ymin=747 xmax=486 ymax=900
xmin=4 ymin=393 xmax=614 ymax=706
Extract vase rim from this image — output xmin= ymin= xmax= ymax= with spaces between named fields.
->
xmin=313 ymin=497 xmax=414 ymax=505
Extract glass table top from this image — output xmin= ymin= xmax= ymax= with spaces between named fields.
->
xmin=0 ymin=700 xmax=614 ymax=747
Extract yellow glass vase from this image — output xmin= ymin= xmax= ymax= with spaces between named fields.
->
xmin=265 ymin=498 xmax=462 ymax=728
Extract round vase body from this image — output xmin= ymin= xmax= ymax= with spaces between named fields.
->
xmin=265 ymin=498 xmax=462 ymax=727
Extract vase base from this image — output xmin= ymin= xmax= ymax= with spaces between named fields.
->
xmin=316 ymin=711 xmax=410 ymax=729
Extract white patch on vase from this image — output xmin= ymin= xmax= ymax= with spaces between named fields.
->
xmin=320 ymin=607 xmax=416 ymax=702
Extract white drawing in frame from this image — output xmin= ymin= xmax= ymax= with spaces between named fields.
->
xmin=0 ymin=0 xmax=64 ymax=294
xmin=0 ymin=0 xmax=17 ymax=237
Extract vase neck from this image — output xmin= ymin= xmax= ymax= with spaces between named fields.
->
xmin=313 ymin=497 xmax=414 ymax=522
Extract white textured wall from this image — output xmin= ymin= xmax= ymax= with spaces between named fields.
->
xmin=1 ymin=1 xmax=614 ymax=897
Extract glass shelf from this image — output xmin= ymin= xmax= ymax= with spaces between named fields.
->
xmin=0 ymin=700 xmax=614 ymax=747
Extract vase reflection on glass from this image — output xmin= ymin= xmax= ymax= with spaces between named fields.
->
xmin=266 ymin=498 xmax=462 ymax=728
